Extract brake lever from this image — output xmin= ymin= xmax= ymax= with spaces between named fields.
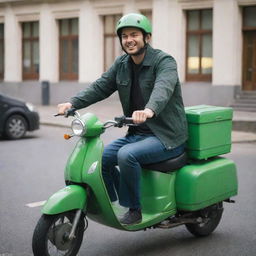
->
xmin=54 ymin=113 xmax=63 ymax=117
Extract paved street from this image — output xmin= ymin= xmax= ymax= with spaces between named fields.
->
xmin=0 ymin=124 xmax=256 ymax=256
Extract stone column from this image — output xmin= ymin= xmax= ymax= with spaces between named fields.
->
xmin=152 ymin=0 xmax=185 ymax=82
xmin=4 ymin=5 xmax=22 ymax=81
xmin=152 ymin=0 xmax=170 ymax=51
xmin=123 ymin=0 xmax=137 ymax=14
xmin=40 ymin=4 xmax=58 ymax=82
xmin=168 ymin=0 xmax=186 ymax=82
xmin=79 ymin=1 xmax=103 ymax=82
xmin=212 ymin=0 xmax=242 ymax=85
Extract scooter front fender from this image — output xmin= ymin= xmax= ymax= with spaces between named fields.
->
xmin=42 ymin=185 xmax=87 ymax=215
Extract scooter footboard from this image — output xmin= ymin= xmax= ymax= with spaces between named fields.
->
xmin=42 ymin=185 xmax=87 ymax=215
xmin=175 ymin=157 xmax=238 ymax=211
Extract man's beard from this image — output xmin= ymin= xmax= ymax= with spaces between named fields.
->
xmin=122 ymin=43 xmax=148 ymax=56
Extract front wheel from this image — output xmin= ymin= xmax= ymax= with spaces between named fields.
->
xmin=185 ymin=202 xmax=223 ymax=237
xmin=32 ymin=211 xmax=85 ymax=256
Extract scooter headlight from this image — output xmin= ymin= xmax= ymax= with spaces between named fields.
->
xmin=71 ymin=119 xmax=86 ymax=136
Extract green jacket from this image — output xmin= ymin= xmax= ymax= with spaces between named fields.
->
xmin=71 ymin=45 xmax=188 ymax=149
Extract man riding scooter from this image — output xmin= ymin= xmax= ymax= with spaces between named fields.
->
xmin=57 ymin=13 xmax=188 ymax=225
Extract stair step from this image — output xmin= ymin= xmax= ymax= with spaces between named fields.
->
xmin=231 ymin=105 xmax=256 ymax=110
xmin=232 ymin=90 xmax=256 ymax=112
xmin=234 ymin=103 xmax=256 ymax=108
xmin=236 ymin=95 xmax=256 ymax=100
xmin=232 ymin=107 xmax=256 ymax=112
xmin=231 ymin=101 xmax=256 ymax=105
xmin=231 ymin=102 xmax=256 ymax=111
xmin=240 ymin=91 xmax=256 ymax=95
xmin=234 ymin=99 xmax=256 ymax=104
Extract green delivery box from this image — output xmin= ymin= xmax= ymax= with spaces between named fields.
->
xmin=185 ymin=105 xmax=233 ymax=160
xmin=175 ymin=157 xmax=238 ymax=211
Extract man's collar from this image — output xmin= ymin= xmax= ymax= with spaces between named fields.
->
xmin=142 ymin=45 xmax=154 ymax=66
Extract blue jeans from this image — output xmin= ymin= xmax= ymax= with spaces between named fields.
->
xmin=102 ymin=134 xmax=185 ymax=209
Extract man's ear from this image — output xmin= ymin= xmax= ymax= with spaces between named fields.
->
xmin=145 ymin=34 xmax=151 ymax=43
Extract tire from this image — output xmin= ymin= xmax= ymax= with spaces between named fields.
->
xmin=185 ymin=202 xmax=223 ymax=237
xmin=32 ymin=211 xmax=85 ymax=256
xmin=5 ymin=114 xmax=27 ymax=139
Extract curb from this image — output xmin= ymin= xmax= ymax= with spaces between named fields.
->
xmin=40 ymin=122 xmax=69 ymax=128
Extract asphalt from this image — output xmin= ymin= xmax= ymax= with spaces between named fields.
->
xmin=36 ymin=97 xmax=256 ymax=143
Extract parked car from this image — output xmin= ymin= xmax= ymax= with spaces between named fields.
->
xmin=0 ymin=94 xmax=40 ymax=139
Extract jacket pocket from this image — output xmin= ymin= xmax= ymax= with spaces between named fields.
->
xmin=116 ymin=79 xmax=129 ymax=87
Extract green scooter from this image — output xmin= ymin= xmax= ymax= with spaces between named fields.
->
xmin=32 ymin=106 xmax=238 ymax=256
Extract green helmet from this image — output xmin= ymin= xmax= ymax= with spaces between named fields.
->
xmin=116 ymin=13 xmax=152 ymax=36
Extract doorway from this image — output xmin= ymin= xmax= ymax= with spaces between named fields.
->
xmin=243 ymin=31 xmax=256 ymax=91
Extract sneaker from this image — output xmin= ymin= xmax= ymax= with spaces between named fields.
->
xmin=119 ymin=209 xmax=142 ymax=225
xmin=111 ymin=201 xmax=128 ymax=218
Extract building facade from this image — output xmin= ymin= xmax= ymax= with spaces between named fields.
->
xmin=0 ymin=0 xmax=255 ymax=106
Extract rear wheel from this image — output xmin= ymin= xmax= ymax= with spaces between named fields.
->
xmin=185 ymin=202 xmax=223 ymax=237
xmin=32 ymin=211 xmax=85 ymax=256
xmin=5 ymin=114 xmax=27 ymax=139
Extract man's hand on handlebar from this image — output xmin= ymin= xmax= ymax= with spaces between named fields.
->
xmin=57 ymin=102 xmax=73 ymax=115
xmin=132 ymin=108 xmax=154 ymax=124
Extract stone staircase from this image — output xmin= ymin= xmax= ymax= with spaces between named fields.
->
xmin=231 ymin=90 xmax=256 ymax=112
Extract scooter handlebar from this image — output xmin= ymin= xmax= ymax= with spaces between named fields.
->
xmin=114 ymin=116 xmax=135 ymax=127
xmin=54 ymin=111 xmax=135 ymax=128
xmin=65 ymin=108 xmax=77 ymax=117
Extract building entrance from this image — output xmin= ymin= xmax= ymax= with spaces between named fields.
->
xmin=242 ymin=5 xmax=256 ymax=91
xmin=243 ymin=31 xmax=256 ymax=91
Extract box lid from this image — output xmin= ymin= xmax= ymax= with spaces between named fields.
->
xmin=185 ymin=105 xmax=233 ymax=123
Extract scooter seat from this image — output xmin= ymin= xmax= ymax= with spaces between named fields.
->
xmin=142 ymin=152 xmax=187 ymax=173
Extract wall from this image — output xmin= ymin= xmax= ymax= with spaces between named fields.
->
xmin=0 ymin=0 xmax=253 ymax=107
xmin=0 ymin=81 xmax=236 ymax=107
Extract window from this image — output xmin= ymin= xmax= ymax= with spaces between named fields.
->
xmin=103 ymin=14 xmax=122 ymax=71
xmin=59 ymin=18 xmax=79 ymax=80
xmin=22 ymin=22 xmax=39 ymax=80
xmin=0 ymin=24 xmax=4 ymax=80
xmin=186 ymin=9 xmax=213 ymax=81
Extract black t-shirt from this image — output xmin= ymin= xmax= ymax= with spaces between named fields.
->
xmin=128 ymin=61 xmax=153 ymax=135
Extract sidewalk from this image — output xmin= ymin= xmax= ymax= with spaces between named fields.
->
xmin=36 ymin=99 xmax=256 ymax=144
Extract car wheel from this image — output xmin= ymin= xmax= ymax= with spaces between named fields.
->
xmin=5 ymin=114 xmax=28 ymax=139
